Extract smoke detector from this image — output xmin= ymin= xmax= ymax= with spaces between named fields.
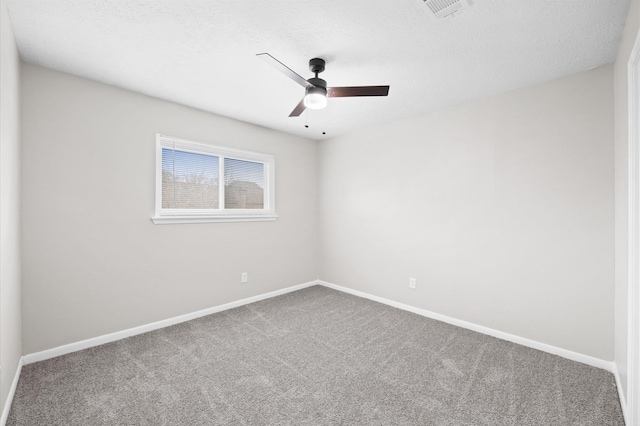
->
xmin=423 ymin=0 xmax=470 ymax=18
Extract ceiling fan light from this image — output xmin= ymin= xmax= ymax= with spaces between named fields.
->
xmin=304 ymin=86 xmax=328 ymax=110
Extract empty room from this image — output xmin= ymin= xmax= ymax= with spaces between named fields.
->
xmin=1 ymin=0 xmax=639 ymax=425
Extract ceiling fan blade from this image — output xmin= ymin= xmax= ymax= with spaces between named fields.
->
xmin=257 ymin=53 xmax=313 ymax=88
xmin=327 ymin=86 xmax=390 ymax=97
xmin=289 ymin=98 xmax=306 ymax=117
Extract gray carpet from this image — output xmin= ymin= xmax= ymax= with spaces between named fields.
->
xmin=7 ymin=285 xmax=625 ymax=425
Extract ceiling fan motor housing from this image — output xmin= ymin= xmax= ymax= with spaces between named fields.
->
xmin=307 ymin=77 xmax=327 ymax=89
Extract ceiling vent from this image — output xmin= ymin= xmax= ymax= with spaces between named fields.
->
xmin=423 ymin=0 xmax=470 ymax=18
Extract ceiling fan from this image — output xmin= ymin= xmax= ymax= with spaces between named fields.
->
xmin=257 ymin=53 xmax=390 ymax=117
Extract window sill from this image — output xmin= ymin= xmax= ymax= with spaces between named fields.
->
xmin=151 ymin=214 xmax=278 ymax=224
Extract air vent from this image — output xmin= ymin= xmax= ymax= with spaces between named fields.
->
xmin=423 ymin=0 xmax=470 ymax=18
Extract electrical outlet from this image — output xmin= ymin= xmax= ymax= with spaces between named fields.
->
xmin=241 ymin=272 xmax=248 ymax=283
xmin=409 ymin=277 xmax=416 ymax=289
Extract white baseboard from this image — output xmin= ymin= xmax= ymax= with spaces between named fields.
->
xmin=318 ymin=280 xmax=615 ymax=372
xmin=25 ymin=278 xmax=615 ymax=372
xmin=612 ymin=362 xmax=629 ymax=425
xmin=1 ymin=356 xmax=23 ymax=426
xmin=23 ymin=280 xmax=318 ymax=365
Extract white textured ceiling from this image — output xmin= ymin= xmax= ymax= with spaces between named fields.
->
xmin=5 ymin=0 xmax=631 ymax=140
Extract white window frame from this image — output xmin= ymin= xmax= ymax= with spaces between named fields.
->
xmin=151 ymin=134 xmax=277 ymax=224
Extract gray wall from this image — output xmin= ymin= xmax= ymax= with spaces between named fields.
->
xmin=614 ymin=0 xmax=640 ymax=405
xmin=20 ymin=64 xmax=318 ymax=354
xmin=319 ymin=65 xmax=615 ymax=361
xmin=0 ymin=0 xmax=22 ymax=412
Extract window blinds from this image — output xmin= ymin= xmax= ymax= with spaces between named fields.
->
xmin=224 ymin=158 xmax=265 ymax=209
xmin=161 ymin=148 xmax=219 ymax=209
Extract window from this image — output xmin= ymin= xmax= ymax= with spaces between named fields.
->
xmin=152 ymin=134 xmax=276 ymax=224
